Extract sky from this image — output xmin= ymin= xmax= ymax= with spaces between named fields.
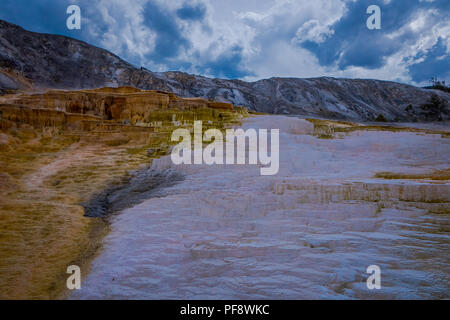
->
xmin=0 ymin=0 xmax=449 ymax=86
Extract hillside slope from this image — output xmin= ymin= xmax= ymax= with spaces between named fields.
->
xmin=1 ymin=19 xmax=449 ymax=122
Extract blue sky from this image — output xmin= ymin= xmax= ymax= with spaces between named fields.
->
xmin=0 ymin=0 xmax=449 ymax=85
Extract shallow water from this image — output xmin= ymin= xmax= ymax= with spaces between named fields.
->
xmin=73 ymin=116 xmax=450 ymax=299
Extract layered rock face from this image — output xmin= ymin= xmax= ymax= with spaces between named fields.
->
xmin=1 ymin=19 xmax=448 ymax=122
xmin=0 ymin=87 xmax=236 ymax=131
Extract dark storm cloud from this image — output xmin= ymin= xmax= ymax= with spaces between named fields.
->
xmin=197 ymin=45 xmax=252 ymax=79
xmin=142 ymin=1 xmax=191 ymax=60
xmin=176 ymin=2 xmax=207 ymax=21
xmin=141 ymin=1 xmax=251 ymax=78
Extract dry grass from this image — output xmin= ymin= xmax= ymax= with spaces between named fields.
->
xmin=306 ymin=118 xmax=450 ymax=139
xmin=375 ymin=169 xmax=450 ymax=181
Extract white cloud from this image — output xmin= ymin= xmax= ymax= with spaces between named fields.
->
xmin=200 ymin=0 xmax=348 ymax=78
xmin=292 ymin=20 xmax=335 ymax=44
xmin=84 ymin=0 xmax=448 ymax=85
xmin=93 ymin=0 xmax=156 ymax=65
xmin=382 ymin=8 xmax=450 ymax=85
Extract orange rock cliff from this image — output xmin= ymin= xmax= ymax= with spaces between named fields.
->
xmin=0 ymin=86 xmax=238 ymax=131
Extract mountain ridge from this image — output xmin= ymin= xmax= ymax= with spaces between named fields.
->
xmin=1 ymin=19 xmax=449 ymax=122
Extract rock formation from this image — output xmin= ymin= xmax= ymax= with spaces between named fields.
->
xmin=0 ymin=87 xmax=237 ymax=133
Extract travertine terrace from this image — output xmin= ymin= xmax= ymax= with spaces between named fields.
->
xmin=0 ymin=86 xmax=235 ymax=129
